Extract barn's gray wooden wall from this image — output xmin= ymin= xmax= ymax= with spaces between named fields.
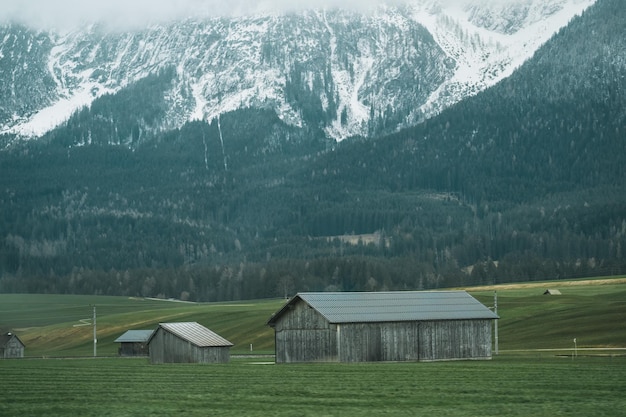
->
xmin=273 ymin=299 xmax=337 ymax=363
xmin=274 ymin=300 xmax=493 ymax=363
xmin=339 ymin=320 xmax=492 ymax=362
xmin=119 ymin=342 xmax=148 ymax=357
xmin=418 ymin=319 xmax=492 ymax=361
xmin=338 ymin=322 xmax=420 ymax=362
xmin=149 ymin=328 xmax=230 ymax=364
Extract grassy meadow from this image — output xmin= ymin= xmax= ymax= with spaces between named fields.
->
xmin=1 ymin=276 xmax=625 ymax=356
xmin=0 ymin=294 xmax=285 ymax=356
xmin=469 ymin=276 xmax=626 ymax=351
xmin=0 ymin=277 xmax=625 ymax=416
xmin=1 ymin=355 xmax=625 ymax=416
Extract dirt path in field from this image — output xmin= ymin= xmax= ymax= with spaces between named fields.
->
xmin=460 ymin=277 xmax=626 ymax=292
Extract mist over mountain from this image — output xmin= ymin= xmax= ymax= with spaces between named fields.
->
xmin=0 ymin=0 xmax=624 ymax=300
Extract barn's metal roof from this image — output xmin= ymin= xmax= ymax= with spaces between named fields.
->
xmin=268 ymin=291 xmax=498 ymax=326
xmin=114 ymin=330 xmax=154 ymax=343
xmin=154 ymin=322 xmax=233 ymax=347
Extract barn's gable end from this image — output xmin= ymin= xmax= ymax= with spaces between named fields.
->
xmin=0 ymin=333 xmax=25 ymax=359
xmin=147 ymin=322 xmax=232 ymax=364
xmin=273 ymin=298 xmax=338 ymax=363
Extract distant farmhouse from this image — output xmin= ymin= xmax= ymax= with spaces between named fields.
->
xmin=115 ymin=330 xmax=153 ymax=356
xmin=147 ymin=322 xmax=233 ymax=364
xmin=0 ymin=332 xmax=25 ymax=359
xmin=267 ymin=291 xmax=498 ymax=363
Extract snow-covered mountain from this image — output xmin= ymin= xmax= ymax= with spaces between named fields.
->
xmin=0 ymin=0 xmax=596 ymax=142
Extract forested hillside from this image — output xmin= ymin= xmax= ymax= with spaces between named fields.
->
xmin=0 ymin=0 xmax=624 ymax=300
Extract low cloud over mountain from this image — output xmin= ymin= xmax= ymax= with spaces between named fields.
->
xmin=1 ymin=0 xmax=407 ymax=30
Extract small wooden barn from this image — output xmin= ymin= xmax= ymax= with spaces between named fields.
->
xmin=147 ymin=322 xmax=233 ymax=364
xmin=267 ymin=291 xmax=499 ymax=363
xmin=115 ymin=330 xmax=153 ymax=356
xmin=0 ymin=332 xmax=25 ymax=359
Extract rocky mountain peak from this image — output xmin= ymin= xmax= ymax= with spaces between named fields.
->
xmin=0 ymin=0 xmax=596 ymax=143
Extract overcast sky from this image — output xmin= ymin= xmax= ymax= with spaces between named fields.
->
xmin=1 ymin=0 xmax=401 ymax=30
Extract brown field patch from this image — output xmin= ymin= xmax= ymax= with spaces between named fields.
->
xmin=460 ymin=277 xmax=626 ymax=292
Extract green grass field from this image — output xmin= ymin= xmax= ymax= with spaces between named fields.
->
xmin=1 ymin=356 xmax=625 ymax=416
xmin=1 ymin=277 xmax=625 ymax=416
xmin=469 ymin=277 xmax=626 ymax=351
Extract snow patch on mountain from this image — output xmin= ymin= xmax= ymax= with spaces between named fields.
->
xmin=410 ymin=0 xmax=597 ymax=121
xmin=0 ymin=0 xmax=598 ymax=143
xmin=13 ymin=82 xmax=113 ymax=137
xmin=322 ymin=10 xmax=375 ymax=140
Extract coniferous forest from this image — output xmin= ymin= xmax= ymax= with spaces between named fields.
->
xmin=0 ymin=0 xmax=624 ymax=301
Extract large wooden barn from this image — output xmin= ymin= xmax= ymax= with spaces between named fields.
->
xmin=114 ymin=330 xmax=153 ymax=356
xmin=267 ymin=291 xmax=498 ymax=363
xmin=147 ymin=322 xmax=233 ymax=364
xmin=0 ymin=332 xmax=25 ymax=359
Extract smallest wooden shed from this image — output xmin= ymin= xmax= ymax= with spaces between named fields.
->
xmin=0 ymin=332 xmax=25 ymax=359
xmin=115 ymin=330 xmax=153 ymax=356
xmin=147 ymin=322 xmax=233 ymax=364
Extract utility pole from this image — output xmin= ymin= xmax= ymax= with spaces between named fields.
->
xmin=93 ymin=305 xmax=97 ymax=357
xmin=494 ymin=291 xmax=499 ymax=356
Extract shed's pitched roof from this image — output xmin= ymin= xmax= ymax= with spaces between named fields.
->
xmin=0 ymin=332 xmax=24 ymax=347
xmin=149 ymin=322 xmax=233 ymax=347
xmin=268 ymin=291 xmax=498 ymax=326
xmin=114 ymin=330 xmax=154 ymax=343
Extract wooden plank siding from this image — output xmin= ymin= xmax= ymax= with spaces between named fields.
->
xmin=273 ymin=299 xmax=337 ymax=363
xmin=338 ymin=322 xmax=420 ymax=362
xmin=418 ymin=320 xmax=492 ymax=361
xmin=118 ymin=342 xmax=149 ymax=357
xmin=149 ymin=327 xmax=230 ymax=364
